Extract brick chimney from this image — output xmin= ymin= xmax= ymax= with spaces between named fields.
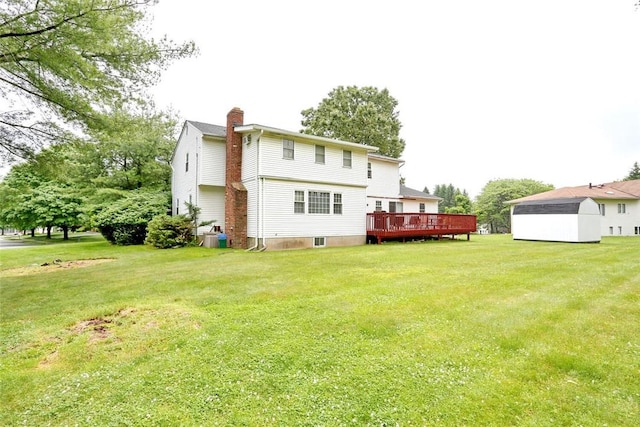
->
xmin=224 ymin=107 xmax=247 ymax=248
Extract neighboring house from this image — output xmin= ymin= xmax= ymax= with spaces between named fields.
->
xmin=508 ymin=180 xmax=640 ymax=237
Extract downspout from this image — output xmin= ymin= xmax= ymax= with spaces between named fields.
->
xmin=258 ymin=130 xmax=266 ymax=251
xmin=246 ymin=130 xmax=264 ymax=251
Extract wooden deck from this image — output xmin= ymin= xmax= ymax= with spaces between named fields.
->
xmin=366 ymin=212 xmax=477 ymax=244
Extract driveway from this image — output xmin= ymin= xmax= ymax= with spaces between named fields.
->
xmin=0 ymin=236 xmax=38 ymax=250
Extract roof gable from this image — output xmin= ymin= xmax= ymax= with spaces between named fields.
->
xmin=187 ymin=120 xmax=226 ymax=137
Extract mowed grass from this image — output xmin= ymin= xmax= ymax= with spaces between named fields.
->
xmin=1 ymin=235 xmax=638 ymax=426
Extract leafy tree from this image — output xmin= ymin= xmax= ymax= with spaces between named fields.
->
xmin=624 ymin=161 xmax=640 ymax=180
xmin=475 ymin=178 xmax=554 ymax=233
xmin=300 ymin=86 xmax=405 ymax=158
xmin=445 ymin=193 xmax=473 ymax=214
xmin=0 ymin=0 xmax=196 ymax=162
xmin=94 ymin=191 xmax=168 ymax=245
xmin=29 ymin=182 xmax=83 ymax=239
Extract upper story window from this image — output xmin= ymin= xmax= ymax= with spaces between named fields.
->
xmin=598 ymin=204 xmax=606 ymax=216
xmin=343 ymin=150 xmax=352 ymax=168
xmin=315 ymin=145 xmax=325 ymax=164
xmin=283 ymin=139 xmax=294 ymax=159
xmin=419 ymin=203 xmax=425 ymax=213
xmin=367 ymin=162 xmax=372 ymax=178
xmin=618 ymin=203 xmax=626 ymax=214
xmin=185 ymin=153 xmax=189 ymax=172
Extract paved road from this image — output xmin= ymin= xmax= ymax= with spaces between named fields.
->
xmin=0 ymin=236 xmax=37 ymax=250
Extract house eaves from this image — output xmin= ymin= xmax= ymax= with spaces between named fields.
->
xmin=234 ymin=124 xmax=379 ymax=152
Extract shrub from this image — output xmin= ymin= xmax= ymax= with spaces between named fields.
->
xmin=145 ymin=214 xmax=194 ymax=249
xmin=94 ymin=192 xmax=168 ymax=245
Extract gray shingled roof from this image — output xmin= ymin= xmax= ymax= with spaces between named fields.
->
xmin=187 ymin=120 xmax=226 ymax=137
xmin=400 ymin=185 xmax=442 ymax=200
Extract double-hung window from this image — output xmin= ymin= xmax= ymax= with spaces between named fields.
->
xmin=367 ymin=162 xmax=372 ymax=178
xmin=308 ymin=191 xmax=330 ymax=214
xmin=618 ymin=203 xmax=626 ymax=214
xmin=419 ymin=203 xmax=425 ymax=213
xmin=598 ymin=203 xmax=606 ymax=216
xmin=343 ymin=150 xmax=352 ymax=168
xmin=294 ymin=191 xmax=305 ymax=213
xmin=333 ymin=193 xmax=342 ymax=214
xmin=315 ymin=145 xmax=325 ymax=164
xmin=283 ymin=139 xmax=294 ymax=159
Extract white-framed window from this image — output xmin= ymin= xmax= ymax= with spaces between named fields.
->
xmin=618 ymin=226 xmax=623 ymax=235
xmin=315 ymin=145 xmax=325 ymax=164
xmin=333 ymin=193 xmax=342 ymax=214
xmin=367 ymin=162 xmax=372 ymax=178
xmin=598 ymin=204 xmax=606 ymax=216
xmin=283 ymin=139 xmax=294 ymax=159
xmin=185 ymin=153 xmax=189 ymax=172
xmin=343 ymin=150 xmax=352 ymax=168
xmin=375 ymin=200 xmax=382 ymax=212
xmin=419 ymin=203 xmax=425 ymax=213
xmin=609 ymin=226 xmax=614 ymax=235
xmin=313 ymin=237 xmax=326 ymax=247
xmin=308 ymin=191 xmax=330 ymax=214
xmin=294 ymin=190 xmax=305 ymax=214
xmin=618 ymin=203 xmax=626 ymax=214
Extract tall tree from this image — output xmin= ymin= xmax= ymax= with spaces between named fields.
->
xmin=445 ymin=193 xmax=473 ymax=214
xmin=433 ymin=184 xmax=468 ymax=213
xmin=624 ymin=161 xmax=640 ymax=180
xmin=475 ymin=178 xmax=554 ymax=233
xmin=0 ymin=0 xmax=196 ymax=162
xmin=300 ymin=86 xmax=405 ymax=158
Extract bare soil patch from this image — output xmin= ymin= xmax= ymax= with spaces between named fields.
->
xmin=0 ymin=258 xmax=115 ymax=277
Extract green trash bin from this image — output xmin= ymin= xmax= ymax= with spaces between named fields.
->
xmin=218 ymin=233 xmax=227 ymax=248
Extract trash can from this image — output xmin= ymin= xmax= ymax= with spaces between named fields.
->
xmin=218 ymin=233 xmax=227 ymax=248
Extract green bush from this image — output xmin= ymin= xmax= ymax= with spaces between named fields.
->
xmin=145 ymin=214 xmax=194 ymax=248
xmin=94 ymin=192 xmax=168 ymax=245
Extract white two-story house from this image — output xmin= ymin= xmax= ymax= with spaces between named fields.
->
xmin=172 ymin=107 xmax=439 ymax=250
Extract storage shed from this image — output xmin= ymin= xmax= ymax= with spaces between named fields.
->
xmin=511 ymin=197 xmax=601 ymax=243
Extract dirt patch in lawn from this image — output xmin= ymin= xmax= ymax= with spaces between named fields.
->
xmin=0 ymin=258 xmax=116 ymax=277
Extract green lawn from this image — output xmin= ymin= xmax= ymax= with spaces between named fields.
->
xmin=1 ymin=235 xmax=639 ymax=426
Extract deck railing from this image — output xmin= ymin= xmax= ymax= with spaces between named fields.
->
xmin=366 ymin=212 xmax=477 ymax=243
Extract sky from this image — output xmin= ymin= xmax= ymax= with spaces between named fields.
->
xmin=151 ymin=0 xmax=638 ymax=197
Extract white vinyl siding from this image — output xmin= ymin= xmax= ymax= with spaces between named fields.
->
xmin=258 ymin=179 xmax=366 ymax=238
xmin=257 ymin=134 xmax=368 ymax=187
xmin=199 ymin=137 xmax=226 ymax=186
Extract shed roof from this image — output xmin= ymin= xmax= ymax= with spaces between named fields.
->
xmin=513 ymin=197 xmax=590 ymax=215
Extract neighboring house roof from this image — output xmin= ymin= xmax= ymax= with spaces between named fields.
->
xmin=187 ymin=120 xmax=226 ymax=137
xmin=508 ymin=179 xmax=640 ymax=204
xmin=400 ymin=185 xmax=442 ymax=201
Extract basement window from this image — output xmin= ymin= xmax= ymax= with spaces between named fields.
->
xmin=313 ymin=237 xmax=326 ymax=247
